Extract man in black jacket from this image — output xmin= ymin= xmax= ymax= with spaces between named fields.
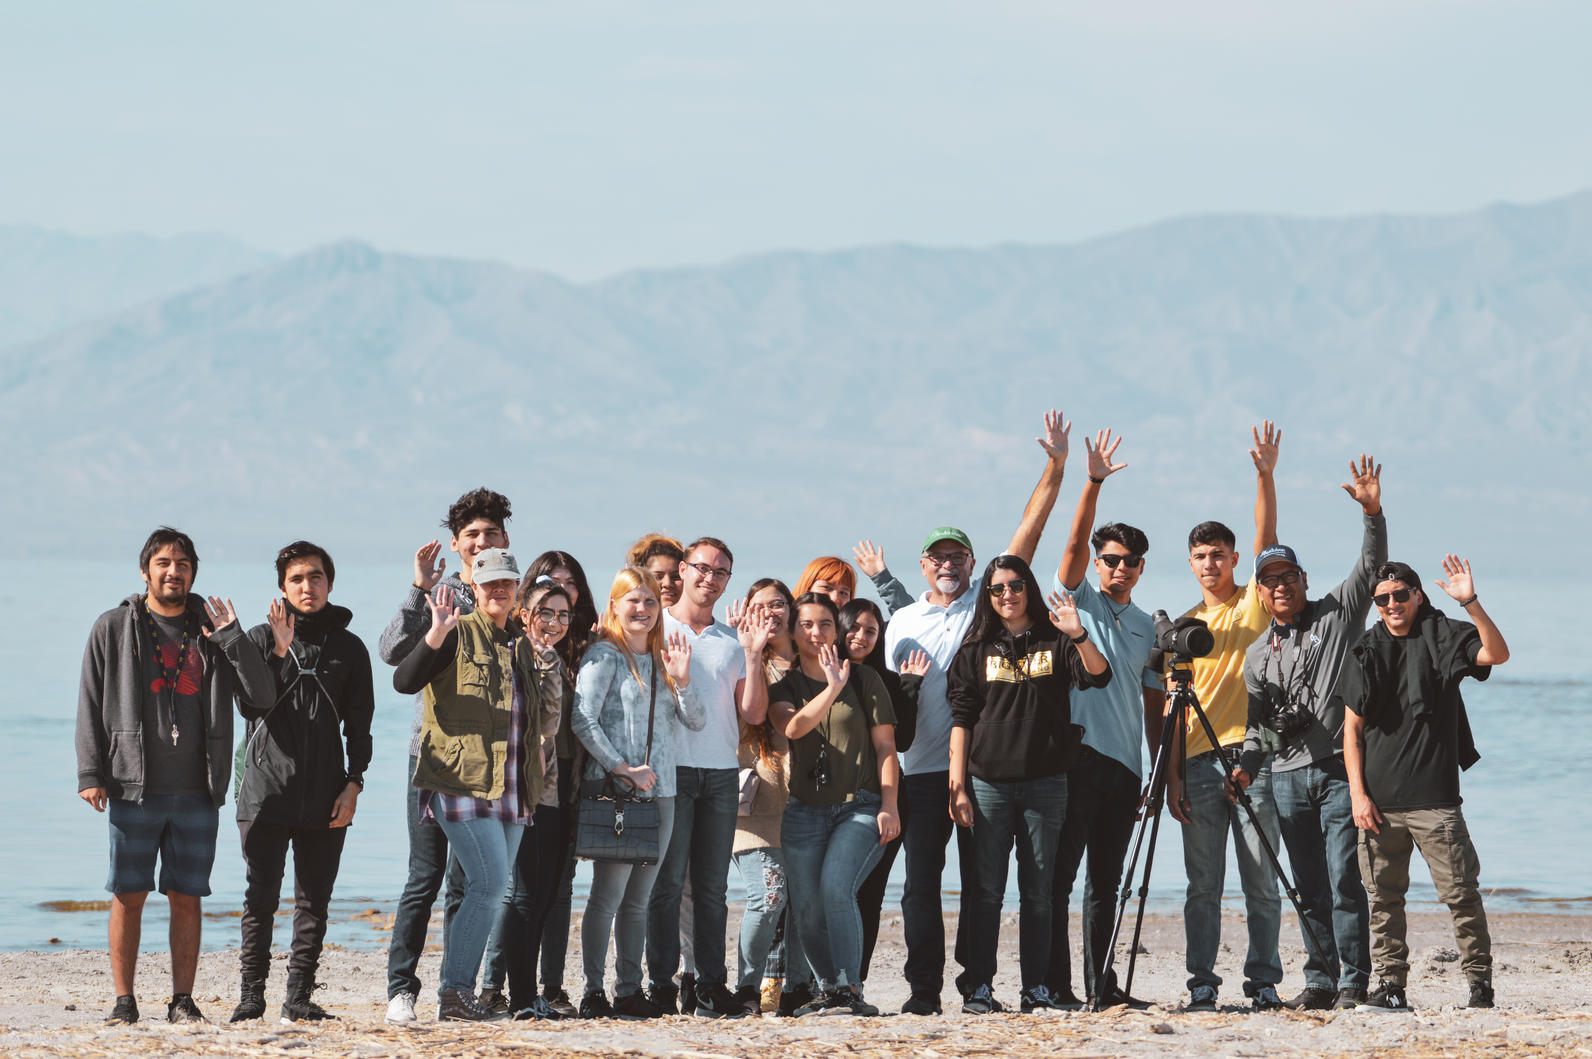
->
xmin=230 ymin=541 xmax=374 ymax=1023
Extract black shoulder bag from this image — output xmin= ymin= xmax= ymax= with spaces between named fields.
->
xmin=575 ymin=660 xmax=663 ymax=864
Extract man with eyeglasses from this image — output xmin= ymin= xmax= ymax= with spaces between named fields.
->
xmin=646 ymin=537 xmax=772 ymax=1019
xmin=1341 ymin=558 xmax=1509 ymax=1012
xmin=1225 ymin=455 xmax=1386 ymax=1011
xmin=883 ymin=409 xmax=1075 ymax=1016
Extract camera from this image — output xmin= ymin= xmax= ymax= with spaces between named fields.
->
xmin=1151 ymin=610 xmax=1214 ymax=659
xmin=1264 ymin=687 xmax=1313 ymax=743
xmin=809 ymin=743 xmax=831 ymax=789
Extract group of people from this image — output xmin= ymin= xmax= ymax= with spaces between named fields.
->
xmin=74 ymin=412 xmax=1509 ymax=1027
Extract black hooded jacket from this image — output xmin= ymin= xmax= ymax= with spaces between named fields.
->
xmin=237 ymin=602 xmax=374 ymax=826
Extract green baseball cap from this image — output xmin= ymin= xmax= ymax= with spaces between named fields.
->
xmin=921 ymin=526 xmax=973 ymax=553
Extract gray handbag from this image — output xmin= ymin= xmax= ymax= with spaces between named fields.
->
xmin=575 ymin=662 xmax=661 ymax=864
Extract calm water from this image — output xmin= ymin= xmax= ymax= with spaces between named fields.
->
xmin=4 ymin=561 xmax=1585 ymax=951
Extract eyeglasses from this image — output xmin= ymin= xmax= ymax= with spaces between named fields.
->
xmin=1373 ymin=588 xmax=1414 ymax=608
xmin=923 ymin=552 xmax=971 ymax=568
xmin=1097 ymin=553 xmax=1143 ymax=569
xmin=534 ymin=607 xmax=572 ymax=626
xmin=685 ymin=561 xmax=732 ymax=582
xmin=1259 ymin=570 xmax=1302 ymax=589
xmin=987 ymin=581 xmax=1027 ymax=598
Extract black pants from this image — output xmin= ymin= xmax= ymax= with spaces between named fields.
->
xmin=496 ymin=802 xmax=570 ymax=1009
xmin=857 ymin=794 xmax=907 ymax=982
xmin=238 ymin=818 xmax=348 ymax=981
xmin=1046 ymin=747 xmax=1140 ymax=1000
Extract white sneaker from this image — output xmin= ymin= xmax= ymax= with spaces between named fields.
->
xmin=386 ymin=993 xmax=418 ymax=1024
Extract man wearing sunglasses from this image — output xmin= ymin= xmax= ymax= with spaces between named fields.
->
xmin=1341 ymin=558 xmax=1509 ymax=1012
xmin=1227 ymin=455 xmax=1387 ymax=1011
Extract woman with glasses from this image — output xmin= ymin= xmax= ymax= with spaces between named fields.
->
xmin=946 ymin=555 xmax=1111 ymax=1014
xmin=770 ymin=592 xmax=900 ymax=1016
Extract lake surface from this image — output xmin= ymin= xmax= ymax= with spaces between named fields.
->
xmin=4 ymin=560 xmax=1585 ymax=952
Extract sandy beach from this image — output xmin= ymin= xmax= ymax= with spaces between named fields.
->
xmin=3 ymin=908 xmax=1589 ymax=1057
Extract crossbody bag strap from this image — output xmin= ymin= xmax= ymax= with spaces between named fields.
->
xmin=644 ymin=659 xmax=658 ymax=766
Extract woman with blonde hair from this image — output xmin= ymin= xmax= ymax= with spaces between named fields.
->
xmin=571 ymin=567 xmax=705 ymax=1018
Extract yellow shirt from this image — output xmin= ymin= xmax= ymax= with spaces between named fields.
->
xmin=1178 ymin=577 xmax=1270 ymax=759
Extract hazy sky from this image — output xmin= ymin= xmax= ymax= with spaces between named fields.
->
xmin=4 ymin=1 xmax=1589 ymax=279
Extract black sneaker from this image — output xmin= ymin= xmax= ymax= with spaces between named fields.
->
xmin=167 ymin=993 xmax=206 ymax=1024
xmin=1361 ymin=979 xmax=1412 ymax=1012
xmin=438 ymin=988 xmax=510 ymax=1022
xmin=1467 ymin=979 xmax=1495 ymax=1009
xmin=1283 ymin=987 xmax=1337 ymax=1011
xmin=778 ymin=981 xmax=814 ymax=1018
xmin=646 ymin=982 xmax=678 ymax=1015
xmin=793 ymin=989 xmax=850 ymax=1017
xmin=1186 ymin=985 xmax=1218 ymax=1012
xmin=962 ymin=984 xmax=1001 ymax=1015
xmin=838 ymin=989 xmax=879 ymax=1016
xmin=1020 ymin=985 xmax=1063 ymax=1012
xmin=513 ymin=995 xmax=566 ymax=1021
xmin=105 ymin=995 xmax=139 ymax=1025
xmin=614 ymin=991 xmax=664 ymax=1020
xmin=731 ymin=984 xmax=763 ymax=1015
xmin=579 ymin=991 xmax=615 ymax=1019
xmin=695 ymin=983 xmax=749 ymax=1019
xmin=1335 ymin=987 xmax=1367 ymax=1009
xmin=281 ymin=975 xmax=335 ymax=1022
xmin=679 ymin=973 xmax=698 ymax=1015
xmin=900 ymin=989 xmax=941 ymax=1015
xmin=230 ymin=979 xmax=266 ymax=1022
xmin=543 ymin=987 xmax=577 ymax=1018
xmin=477 ymin=988 xmax=510 ymax=1015
xmin=1250 ymin=985 xmax=1284 ymax=1011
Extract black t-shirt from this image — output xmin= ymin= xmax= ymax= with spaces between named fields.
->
xmin=1356 ymin=621 xmax=1488 ymax=812
xmin=141 ymin=611 xmax=209 ymax=796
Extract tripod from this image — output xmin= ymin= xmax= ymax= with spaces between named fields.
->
xmin=1091 ymin=657 xmax=1329 ymax=1011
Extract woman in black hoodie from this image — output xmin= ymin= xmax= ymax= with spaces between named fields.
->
xmin=947 ymin=554 xmax=1110 ymax=1015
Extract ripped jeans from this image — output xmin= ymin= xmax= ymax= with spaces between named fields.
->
xmin=733 ymin=847 xmax=807 ymax=990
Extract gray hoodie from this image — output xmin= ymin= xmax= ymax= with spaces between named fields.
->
xmin=76 ymin=593 xmax=273 ymax=807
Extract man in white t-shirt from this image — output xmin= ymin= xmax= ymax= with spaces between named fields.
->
xmin=645 ymin=536 xmax=770 ymax=1019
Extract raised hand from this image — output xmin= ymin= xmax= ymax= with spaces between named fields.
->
xmin=414 ymin=540 xmax=446 ymax=592
xmin=662 ymin=631 xmax=694 ymax=687
xmin=853 ymin=540 xmax=887 ymax=578
xmin=1047 ymin=589 xmax=1084 ymax=639
xmin=1435 ymin=554 xmax=1477 ymax=603
xmin=1249 ymin=420 xmax=1282 ymax=475
xmin=267 ymin=598 xmax=296 ymax=657
xmin=1085 ymin=429 xmax=1127 ymax=481
xmin=1036 ymin=408 xmax=1071 ymax=464
xmin=424 ymin=586 xmax=461 ymax=648
xmin=202 ymin=596 xmax=239 ymax=637
xmin=899 ymin=648 xmax=931 ymax=678
xmin=818 ymin=642 xmax=851 ymax=690
xmin=725 ymin=596 xmax=748 ymax=631
xmin=737 ymin=604 xmax=775 ymax=655
xmin=1340 ymin=454 xmax=1383 ymax=514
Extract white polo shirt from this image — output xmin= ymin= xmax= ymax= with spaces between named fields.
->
xmin=663 ymin=611 xmax=747 ymax=770
xmin=884 ymin=576 xmax=982 ymax=776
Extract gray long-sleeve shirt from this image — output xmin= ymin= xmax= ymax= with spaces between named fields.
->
xmin=571 ymin=642 xmax=705 ymax=799
xmin=377 ymin=574 xmax=475 ymax=757
xmin=1241 ymin=510 xmax=1387 ymax=775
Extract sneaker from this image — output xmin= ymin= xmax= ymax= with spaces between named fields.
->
xmin=1250 ymin=985 xmax=1284 ymax=1012
xmin=477 ymin=988 xmax=510 ymax=1015
xmin=900 ymin=989 xmax=941 ymax=1016
xmin=1360 ymin=979 xmax=1412 ymax=1012
xmin=962 ymin=983 xmax=1000 ymax=1015
xmin=732 ymin=985 xmax=763 ymax=1016
xmin=839 ymin=989 xmax=879 ymax=1016
xmin=230 ymin=979 xmax=266 ymax=1022
xmin=1283 ymin=987 xmax=1336 ymax=1011
xmin=386 ymin=992 xmax=418 ymax=1024
xmin=1187 ymin=985 xmax=1219 ymax=1012
xmin=1335 ymin=987 xmax=1367 ymax=1009
xmin=1089 ymin=985 xmax=1144 ymax=1010
xmin=646 ymin=982 xmax=678 ymax=1015
xmin=513 ymin=995 xmax=566 ymax=1021
xmin=1020 ymin=985 xmax=1062 ymax=1012
xmin=695 ymin=983 xmax=749 ymax=1019
xmin=167 ymin=993 xmax=207 ymax=1024
xmin=579 ymin=991 xmax=615 ymax=1019
xmin=543 ymin=988 xmax=577 ymax=1018
xmin=778 ymin=981 xmax=814 ymax=1018
xmin=679 ymin=973 xmax=699 ymax=1015
xmin=1467 ymin=979 xmax=1495 ymax=1009
xmin=614 ymin=991 xmax=664 ymax=1020
xmin=281 ymin=975 xmax=334 ymax=1022
xmin=105 ymin=995 xmax=139 ymax=1025
xmin=793 ymin=989 xmax=850 ymax=1017
xmin=438 ymin=988 xmax=510 ymax=1022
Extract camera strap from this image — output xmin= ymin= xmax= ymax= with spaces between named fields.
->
xmin=1266 ymin=610 xmax=1315 ymax=705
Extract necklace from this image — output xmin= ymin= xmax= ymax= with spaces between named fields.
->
xmin=142 ymin=599 xmax=196 ymax=746
xmin=1103 ymin=594 xmax=1132 ymax=629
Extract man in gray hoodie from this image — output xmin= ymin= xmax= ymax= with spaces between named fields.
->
xmin=76 ymin=527 xmax=272 ymax=1025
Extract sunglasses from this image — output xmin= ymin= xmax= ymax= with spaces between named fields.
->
xmin=1373 ymin=588 xmax=1414 ymax=607
xmin=987 ymin=581 xmax=1027 ymax=598
xmin=1097 ymin=553 xmax=1143 ymax=569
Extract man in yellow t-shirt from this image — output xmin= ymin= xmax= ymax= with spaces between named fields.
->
xmin=1165 ymin=422 xmax=1284 ymax=1013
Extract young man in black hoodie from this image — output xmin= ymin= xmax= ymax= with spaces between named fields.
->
xmin=230 ymin=541 xmax=374 ymax=1022
xmin=76 ymin=527 xmax=272 ymax=1025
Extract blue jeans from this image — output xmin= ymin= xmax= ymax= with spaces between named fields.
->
xmin=782 ymin=791 xmax=886 ymax=991
xmin=734 ymin=847 xmax=808 ymax=989
xmin=387 ymin=755 xmax=460 ymax=999
xmin=433 ymin=802 xmax=524 ymax=994
xmin=646 ymin=766 xmax=738 ymax=990
xmin=1049 ymin=746 xmax=1140 ymax=999
xmin=1273 ymin=757 xmax=1370 ymax=991
xmin=900 ymin=770 xmax=976 ymax=995
xmin=586 ymin=798 xmax=676 ymax=998
xmin=967 ymin=773 xmax=1068 ymax=990
xmin=1180 ymin=749 xmax=1282 ymax=994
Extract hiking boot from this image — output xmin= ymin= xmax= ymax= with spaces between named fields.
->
xmin=1467 ymin=978 xmax=1495 ymax=1009
xmin=1250 ymin=985 xmax=1283 ymax=1011
xmin=1283 ymin=987 xmax=1336 ymax=1011
xmin=543 ymin=987 xmax=577 ymax=1018
xmin=777 ymin=981 xmax=814 ymax=1018
xmin=385 ymin=992 xmax=418 ymax=1024
xmin=1335 ymin=987 xmax=1367 ymax=1009
xmin=646 ymin=982 xmax=678 ymax=1015
xmin=1019 ymin=985 xmax=1063 ymax=1012
xmin=679 ymin=973 xmax=699 ymax=1014
xmin=759 ymin=976 xmax=782 ymax=1013
xmin=962 ymin=984 xmax=1001 ymax=1015
xmin=1361 ymin=979 xmax=1412 ymax=1012
xmin=900 ymin=989 xmax=941 ymax=1015
xmin=281 ymin=974 xmax=335 ymax=1022
xmin=437 ymin=988 xmax=510 ymax=1022
xmin=230 ymin=978 xmax=266 ymax=1022
xmin=105 ymin=995 xmax=139 ymax=1025
xmin=477 ymin=988 xmax=510 ymax=1015
xmin=614 ymin=991 xmax=664 ymax=1019
xmin=695 ymin=983 xmax=748 ymax=1019
xmin=731 ymin=985 xmax=763 ymax=1015
xmin=167 ymin=993 xmax=207 ymax=1023
xmin=578 ymin=991 xmax=614 ymax=1019
xmin=1186 ymin=984 xmax=1218 ymax=1012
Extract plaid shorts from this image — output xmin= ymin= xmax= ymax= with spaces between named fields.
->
xmin=107 ymin=794 xmax=219 ymax=896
